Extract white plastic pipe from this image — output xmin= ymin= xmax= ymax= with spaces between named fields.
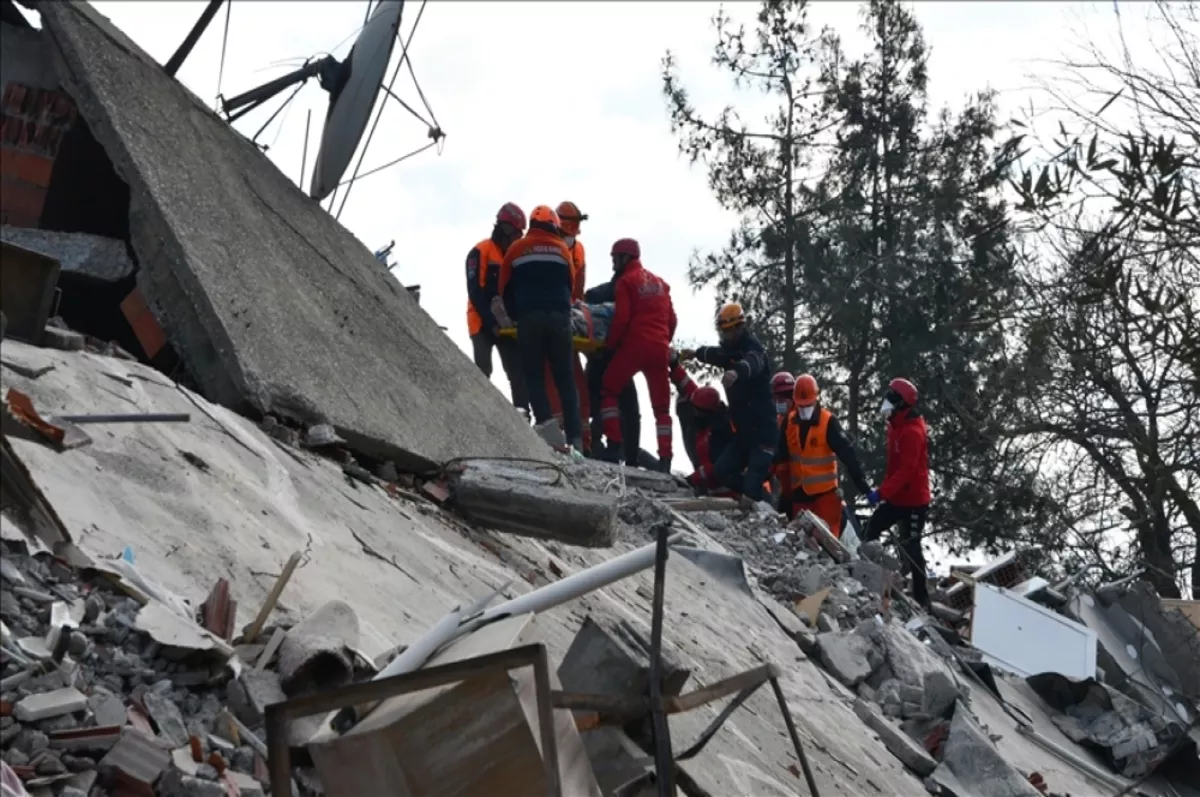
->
xmin=372 ymin=609 xmax=464 ymax=682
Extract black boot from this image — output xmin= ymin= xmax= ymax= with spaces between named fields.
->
xmin=658 ymin=456 xmax=672 ymax=475
xmin=598 ymin=441 xmax=623 ymax=464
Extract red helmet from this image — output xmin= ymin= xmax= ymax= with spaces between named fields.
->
xmin=793 ymin=374 xmax=819 ymax=407
xmin=770 ymin=372 xmax=796 ymax=398
xmin=887 ymin=377 xmax=918 ymax=406
xmin=496 ymin=202 xmax=526 ymax=232
xmin=691 ymin=386 xmax=723 ymax=412
xmin=611 ymin=238 xmax=641 ymax=259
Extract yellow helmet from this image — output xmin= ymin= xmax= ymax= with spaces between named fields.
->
xmin=716 ymin=302 xmax=746 ymax=330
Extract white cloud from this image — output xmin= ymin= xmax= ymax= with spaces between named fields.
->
xmin=85 ymin=0 xmax=1144 ymax=481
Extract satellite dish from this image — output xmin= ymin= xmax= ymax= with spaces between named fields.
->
xmin=219 ymin=1 xmax=406 ymax=201
xmin=309 ymin=1 xmax=404 ymax=200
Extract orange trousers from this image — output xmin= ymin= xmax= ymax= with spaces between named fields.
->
xmin=546 ymin=353 xmax=591 ymax=451
xmin=792 ymin=490 xmax=845 ymax=538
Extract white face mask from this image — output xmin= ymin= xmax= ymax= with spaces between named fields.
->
xmin=775 ymin=401 xmax=789 ymax=415
xmin=564 ymin=236 xmax=576 ymax=247
xmin=798 ymin=405 xmax=815 ymax=421
xmin=881 ymin=398 xmax=896 ymax=419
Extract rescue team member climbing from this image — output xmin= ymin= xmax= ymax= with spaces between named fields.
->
xmin=680 ymin=303 xmax=776 ymax=503
xmin=542 ymin=201 xmax=592 ymax=451
xmin=585 ymin=277 xmax=642 ymax=465
xmin=498 ymin=205 xmax=584 ymax=451
xmin=670 ymin=361 xmax=736 ymax=496
xmin=599 ymin=239 xmax=677 ymax=472
xmin=863 ymin=378 xmax=933 ymax=607
xmin=771 ymin=372 xmax=796 ymax=426
xmin=466 ymin=202 xmax=529 ymax=413
xmin=773 ymin=374 xmax=872 ymax=538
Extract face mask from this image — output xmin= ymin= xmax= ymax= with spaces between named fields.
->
xmin=775 ymin=401 xmax=789 ymax=415
xmin=564 ymin=236 xmax=576 ymax=247
xmin=798 ymin=405 xmax=815 ymax=421
xmin=881 ymin=398 xmax=896 ymax=419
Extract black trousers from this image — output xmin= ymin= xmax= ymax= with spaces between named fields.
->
xmin=472 ymin=332 xmax=528 ymax=412
xmin=517 ymin=310 xmax=582 ymax=443
xmin=865 ymin=503 xmax=930 ymax=606
xmin=586 ymin=352 xmax=641 ymax=463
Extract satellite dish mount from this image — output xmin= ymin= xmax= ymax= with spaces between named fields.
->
xmin=220 ymin=56 xmax=344 ymax=124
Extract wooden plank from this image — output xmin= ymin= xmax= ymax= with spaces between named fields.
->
xmin=243 ymin=552 xmax=302 ymax=643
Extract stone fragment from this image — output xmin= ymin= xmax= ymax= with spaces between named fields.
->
xmin=142 ymin=690 xmax=189 ymax=748
xmin=14 ymin=687 xmax=88 ymax=722
xmin=816 ymin=631 xmax=881 ymax=688
xmin=225 ymin=669 xmax=286 ymax=728
xmin=922 ymin=670 xmax=961 ymax=719
xmin=276 ymin=601 xmax=359 ymax=696
xmin=88 ymin=690 xmax=127 ymax=728
xmin=43 ymin=327 xmax=86 ymax=351
xmin=939 ymin=702 xmax=1041 ymax=797
xmin=854 ymin=698 xmax=937 ymax=776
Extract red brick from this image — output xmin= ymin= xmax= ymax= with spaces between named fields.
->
xmin=0 ymin=147 xmax=16 ymax=178
xmin=0 ymin=176 xmax=46 ymax=220
xmin=2 ymin=83 xmax=28 ymax=114
xmin=121 ymin=288 xmax=169 ymax=359
xmin=13 ymin=151 xmax=53 ymax=187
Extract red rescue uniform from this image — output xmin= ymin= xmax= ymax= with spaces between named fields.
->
xmin=600 ymin=259 xmax=677 ymax=460
xmin=879 ymin=410 xmax=931 ymax=507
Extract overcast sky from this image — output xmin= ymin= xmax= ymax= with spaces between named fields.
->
xmin=78 ymin=1 xmax=1153 ymax=560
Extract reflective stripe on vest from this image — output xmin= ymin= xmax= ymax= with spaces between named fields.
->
xmin=785 ymin=408 xmax=838 ymax=494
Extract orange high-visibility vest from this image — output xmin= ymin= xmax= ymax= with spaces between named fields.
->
xmin=785 ymin=408 xmax=838 ymax=495
xmin=466 ymin=239 xmax=504 ymax=336
xmin=566 ymin=239 xmax=587 ymax=302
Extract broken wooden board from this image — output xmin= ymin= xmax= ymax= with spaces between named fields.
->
xmin=449 ymin=468 xmax=617 ymax=548
xmin=307 ymin=614 xmax=601 ymax=797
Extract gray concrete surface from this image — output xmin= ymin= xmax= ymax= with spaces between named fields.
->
xmin=0 ymin=226 xmax=134 ymax=281
xmin=0 ymin=22 xmax=58 ymax=92
xmin=36 ymin=1 xmax=550 ymax=470
xmin=1 ymin=341 xmax=929 ymax=796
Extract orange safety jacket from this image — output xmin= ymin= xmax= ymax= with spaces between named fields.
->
xmin=466 ymin=238 xmax=505 ymax=337
xmin=783 ymin=407 xmax=839 ymax=496
xmin=566 ymin=239 xmax=587 ymax=302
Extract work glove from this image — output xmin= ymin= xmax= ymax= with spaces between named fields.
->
xmin=867 ymin=489 xmax=880 ymax=507
xmin=722 ymin=369 xmax=738 ymax=388
xmin=679 ymin=348 xmax=696 ymax=362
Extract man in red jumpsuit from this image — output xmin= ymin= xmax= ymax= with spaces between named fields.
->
xmin=864 ymin=377 xmax=933 ymax=607
xmin=599 ymin=238 xmax=677 ymax=472
xmin=675 ymin=381 xmax=736 ymax=496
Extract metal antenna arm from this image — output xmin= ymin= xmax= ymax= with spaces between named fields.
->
xmin=221 ymin=57 xmax=337 ymax=120
xmin=165 ymin=0 xmax=227 ymax=77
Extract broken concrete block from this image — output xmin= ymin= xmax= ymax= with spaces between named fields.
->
xmin=99 ymin=727 xmax=170 ymax=794
xmin=816 ymin=631 xmax=881 ymax=688
xmin=0 ymin=227 xmax=135 ymax=281
xmin=558 ymin=616 xmax=691 ymax=702
xmin=308 ymin=614 xmax=601 ymax=797
xmin=276 ymin=600 xmax=359 ymax=696
xmin=940 ymin=702 xmax=1041 ymax=797
xmin=88 ymin=690 xmax=126 ymax=728
xmin=922 ymin=671 xmax=961 ymax=719
xmin=142 ymin=690 xmax=189 ymax=748
xmin=42 ymin=327 xmax=86 ymax=352
xmin=450 ymin=468 xmax=618 ymax=548
xmin=854 ymin=699 xmax=937 ymax=776
xmin=14 ymin=687 xmax=88 ymax=722
xmin=225 ymin=669 xmax=286 ymax=728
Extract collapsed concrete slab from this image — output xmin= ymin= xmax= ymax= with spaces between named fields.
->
xmin=0 ymin=225 xmax=133 ymax=281
xmin=35 ymin=1 xmax=551 ymax=470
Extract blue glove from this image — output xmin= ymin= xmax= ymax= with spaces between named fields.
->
xmin=867 ymin=489 xmax=880 ymax=507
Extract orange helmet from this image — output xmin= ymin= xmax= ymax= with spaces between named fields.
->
xmin=556 ymin=201 xmax=588 ymax=236
xmin=495 ymin=202 xmax=526 ymax=232
xmin=793 ymin=374 xmax=819 ymax=407
xmin=529 ymin=205 xmax=561 ymax=231
xmin=716 ymin=303 xmax=745 ymax=330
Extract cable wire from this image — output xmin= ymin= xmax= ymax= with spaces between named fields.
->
xmin=215 ymin=0 xmax=233 ymax=108
xmin=336 ymin=140 xmax=436 ymax=188
xmin=335 ymin=0 xmax=428 ymax=221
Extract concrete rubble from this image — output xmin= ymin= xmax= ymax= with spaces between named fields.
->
xmin=1 ymin=334 xmax=1198 ymax=796
xmin=0 ymin=227 xmax=134 ymax=283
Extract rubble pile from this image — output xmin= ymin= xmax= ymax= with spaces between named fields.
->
xmin=0 ymin=540 xmax=338 ymax=797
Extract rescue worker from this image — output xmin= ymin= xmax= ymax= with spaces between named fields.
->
xmin=679 ymin=303 xmax=776 ymax=503
xmin=771 ymin=372 xmax=796 ymax=426
xmin=773 ymin=374 xmax=872 ymax=539
xmin=586 ymin=278 xmax=642 ymax=464
xmin=669 ymin=358 xmax=736 ymax=496
xmin=466 ymin=202 xmax=529 ymax=413
xmin=863 ymin=377 xmax=932 ymax=607
xmin=498 ymin=205 xmax=583 ymax=451
xmin=541 ymin=201 xmax=592 ymax=451
xmin=599 ymin=239 xmax=677 ymax=472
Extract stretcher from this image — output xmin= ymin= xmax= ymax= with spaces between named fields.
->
xmin=497 ymin=327 xmax=606 ymax=355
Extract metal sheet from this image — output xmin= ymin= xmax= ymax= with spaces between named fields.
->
xmin=972 ymin=582 xmax=1097 ymax=679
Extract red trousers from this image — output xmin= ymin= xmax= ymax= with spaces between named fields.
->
xmin=545 ymin=353 xmax=591 ymax=451
xmin=601 ymin=344 xmax=671 ymax=460
xmin=791 ymin=490 xmax=845 ymax=538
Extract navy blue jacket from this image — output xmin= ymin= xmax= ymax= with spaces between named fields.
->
xmin=499 ymin=228 xmax=574 ymax=320
xmin=695 ymin=334 xmax=776 ymax=444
